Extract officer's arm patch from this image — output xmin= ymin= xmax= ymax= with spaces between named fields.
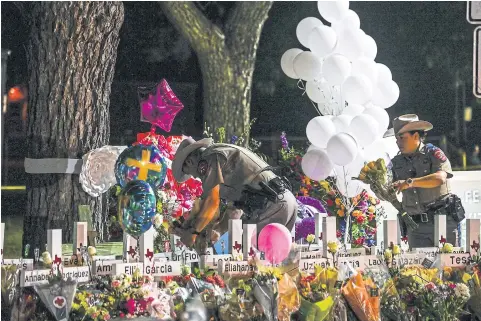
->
xmin=433 ymin=148 xmax=447 ymax=162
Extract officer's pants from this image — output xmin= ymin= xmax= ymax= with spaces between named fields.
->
xmin=407 ymin=214 xmax=459 ymax=248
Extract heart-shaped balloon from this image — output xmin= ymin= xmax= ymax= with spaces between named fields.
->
xmin=140 ymin=79 xmax=184 ymax=132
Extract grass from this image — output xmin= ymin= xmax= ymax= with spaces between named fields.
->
xmin=2 ymin=216 xmax=123 ymax=259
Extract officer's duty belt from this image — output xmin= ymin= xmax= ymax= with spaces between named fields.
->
xmin=409 ymin=212 xmax=438 ymax=224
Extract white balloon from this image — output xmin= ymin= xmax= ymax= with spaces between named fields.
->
xmin=326 ymin=132 xmax=358 ymax=166
xmin=293 ymin=51 xmax=323 ymax=81
xmin=337 ymin=28 xmax=365 ymax=61
xmin=322 ymin=54 xmax=351 ymax=85
xmin=382 ymin=135 xmax=400 ymax=159
xmin=341 ymin=75 xmax=373 ymax=105
xmin=362 ymin=139 xmax=390 ymax=163
xmin=363 ymin=35 xmax=377 ymax=60
xmin=363 ymin=105 xmax=390 ymax=136
xmin=345 ymin=149 xmax=366 ymax=177
xmin=280 ymin=48 xmax=303 ymax=79
xmin=317 ymin=0 xmax=349 ymax=23
xmin=301 ymin=149 xmax=333 ymax=181
xmin=308 ymin=26 xmax=337 ymax=58
xmin=331 ymin=9 xmax=360 ymax=34
xmin=296 ymin=17 xmax=324 ymax=48
xmin=372 ymin=80 xmax=400 ymax=108
xmin=376 ymin=63 xmax=392 ymax=83
xmin=349 ymin=114 xmax=379 ymax=147
xmin=332 ymin=114 xmax=352 ymax=133
xmin=342 ymin=103 xmax=365 ymax=116
xmin=306 ymin=80 xmax=325 ymax=103
xmin=351 ymin=57 xmax=378 ymax=86
xmin=306 ymin=116 xmax=337 ymax=148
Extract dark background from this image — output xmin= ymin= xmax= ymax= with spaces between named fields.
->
xmin=1 ymin=1 xmax=479 ymax=176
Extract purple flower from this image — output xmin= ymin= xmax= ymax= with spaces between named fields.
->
xmin=295 ymin=217 xmax=316 ymax=241
xmin=357 ymin=201 xmax=368 ymax=212
xmin=297 ymin=196 xmax=326 ymax=213
xmin=280 ymin=131 xmax=289 ymax=150
xmin=230 ymin=135 xmax=238 ymax=144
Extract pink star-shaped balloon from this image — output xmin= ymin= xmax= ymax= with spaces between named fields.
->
xmin=140 ymin=79 xmax=184 ymax=132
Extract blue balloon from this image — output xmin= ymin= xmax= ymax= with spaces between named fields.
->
xmin=118 ymin=180 xmax=157 ymax=237
xmin=115 ymin=144 xmax=167 ymax=189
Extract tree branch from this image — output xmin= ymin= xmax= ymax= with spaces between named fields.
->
xmin=159 ymin=1 xmax=224 ymax=54
xmin=224 ymin=1 xmax=273 ymax=58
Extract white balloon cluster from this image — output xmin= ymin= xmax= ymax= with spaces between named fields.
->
xmin=282 ymin=0 xmax=400 ymax=197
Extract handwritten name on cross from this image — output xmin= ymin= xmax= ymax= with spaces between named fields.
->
xmin=126 ymin=149 xmax=163 ymax=181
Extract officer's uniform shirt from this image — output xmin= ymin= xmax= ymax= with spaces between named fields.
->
xmin=195 ymin=143 xmax=276 ymax=201
xmin=391 ymin=143 xmax=453 ymax=215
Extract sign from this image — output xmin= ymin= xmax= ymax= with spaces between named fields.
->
xmin=299 ymin=258 xmax=331 ymax=273
xmin=2 ymin=259 xmax=34 ymax=270
xmin=301 ymin=251 xmax=324 ymax=260
xmin=113 ymin=263 xmax=144 ymax=276
xmin=337 ymin=248 xmax=366 ymax=258
xmin=92 ymin=260 xmax=123 ymax=276
xmin=154 ymin=248 xmax=213 ymax=263
xmin=338 ymin=255 xmax=365 ymax=270
xmin=467 ymin=1 xmax=481 ymax=24
xmin=219 ymin=261 xmax=256 ymax=275
xmin=413 ymin=247 xmax=439 ymax=260
xmin=440 ymin=253 xmax=471 ymax=267
xmin=20 ymin=266 xmax=91 ymax=287
xmin=392 ymin=253 xmax=426 ymax=267
xmin=473 ymin=27 xmax=481 ymax=98
xmin=144 ymin=261 xmax=181 ymax=276
xmin=200 ymin=254 xmax=234 ymax=269
xmin=364 ymin=255 xmax=384 ymax=269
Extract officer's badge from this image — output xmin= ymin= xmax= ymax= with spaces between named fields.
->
xmin=433 ymin=148 xmax=447 ymax=162
xmin=197 ymin=160 xmax=209 ymax=176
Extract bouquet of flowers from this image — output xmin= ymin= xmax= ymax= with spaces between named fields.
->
xmin=342 ymin=272 xmax=380 ymax=321
xmin=354 ymin=158 xmax=417 ymax=235
xmin=298 ymin=266 xmax=343 ymax=321
xmin=219 ymin=277 xmax=264 ymax=321
xmin=277 ymin=273 xmax=301 ymax=321
xmin=363 ymin=263 xmax=409 ymax=321
xmin=415 ymin=281 xmax=470 ymax=321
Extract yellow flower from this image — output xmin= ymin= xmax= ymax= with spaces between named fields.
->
xmin=384 ymin=249 xmax=393 ymax=260
xmin=359 ymin=172 xmax=366 ymax=180
xmin=88 ymin=246 xmax=97 ymax=256
xmin=327 ymin=241 xmax=338 ymax=254
xmin=72 ymin=303 xmax=81 ymax=311
xmin=442 ymin=243 xmax=454 ymax=253
xmin=306 ymin=234 xmax=316 ymax=244
xmin=368 ymin=206 xmax=376 ymax=213
xmin=42 ymin=251 xmax=52 ymax=265
xmin=392 ymin=245 xmax=401 ymax=255
xmin=321 ymin=284 xmax=327 ymax=290
xmin=337 ymin=209 xmax=345 ymax=217
xmin=335 ymin=198 xmax=341 ymax=206
xmin=367 ymin=161 xmax=376 ymax=169
xmin=369 ymin=197 xmax=377 ymax=204
xmin=320 ymin=181 xmax=330 ymax=191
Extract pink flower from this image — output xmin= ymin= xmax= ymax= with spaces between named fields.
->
xmin=425 ymin=282 xmax=436 ymax=290
xmin=103 ymin=315 xmax=111 ymax=320
xmin=126 ymin=299 xmax=136 ymax=315
xmin=92 ymin=313 xmax=98 ymax=319
xmin=449 ymin=283 xmax=456 ymax=289
xmin=112 ymin=280 xmax=121 ymax=288
xmin=119 ymin=312 xmax=125 ymax=318
xmin=147 ymin=297 xmax=155 ymax=302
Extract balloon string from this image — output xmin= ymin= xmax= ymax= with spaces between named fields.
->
xmin=298 ymin=79 xmax=323 ymax=116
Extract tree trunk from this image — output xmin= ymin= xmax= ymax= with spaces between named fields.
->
xmin=159 ymin=2 xmax=272 ymax=140
xmin=23 ymin=2 xmax=124 ymax=253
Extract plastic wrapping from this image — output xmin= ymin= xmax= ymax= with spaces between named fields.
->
xmin=278 ymin=273 xmax=301 ymax=321
xmin=342 ymin=272 xmax=380 ymax=321
xmin=219 ymin=276 xmax=264 ymax=321
xmin=34 ymin=278 xmax=78 ymax=321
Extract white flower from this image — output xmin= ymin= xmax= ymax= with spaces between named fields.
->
xmin=80 ymin=145 xmax=126 ymax=197
xmin=154 ymin=214 xmax=163 ymax=228
xmin=87 ymin=246 xmax=97 ymax=256
xmin=454 ymin=283 xmax=470 ymax=300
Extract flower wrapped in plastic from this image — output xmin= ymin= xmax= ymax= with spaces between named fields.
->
xmin=363 ymin=263 xmax=409 ymax=321
xmin=341 ymin=271 xmax=380 ymax=321
xmin=278 ymin=273 xmax=301 ymax=321
xmin=252 ymin=273 xmax=279 ymax=321
xmin=354 ymin=158 xmax=418 ymax=235
xmin=219 ymin=277 xmax=264 ymax=321
xmin=80 ymin=145 xmax=127 ymax=197
xmin=297 ymin=265 xmax=347 ymax=321
xmin=34 ymin=275 xmax=78 ymax=321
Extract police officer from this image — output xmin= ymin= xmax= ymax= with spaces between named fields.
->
xmin=171 ymin=137 xmax=298 ymax=248
xmin=388 ymin=114 xmax=458 ymax=248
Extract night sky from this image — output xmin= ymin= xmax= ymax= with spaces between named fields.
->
xmin=1 ymin=1 xmax=479 ymax=152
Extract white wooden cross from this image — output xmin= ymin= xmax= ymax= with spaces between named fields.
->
xmin=47 ymin=229 xmax=63 ymax=266
xmin=73 ymin=222 xmax=88 ymax=255
xmin=466 ymin=218 xmax=481 ymax=256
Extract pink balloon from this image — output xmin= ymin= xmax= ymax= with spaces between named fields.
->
xmin=258 ymin=223 xmax=292 ymax=264
xmin=140 ymin=79 xmax=184 ymax=132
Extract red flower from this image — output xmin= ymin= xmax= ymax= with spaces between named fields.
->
xmin=356 ymin=216 xmax=365 ymax=224
xmin=336 ymin=230 xmax=342 ymax=238
xmin=119 ymin=312 xmax=125 ymax=318
xmin=353 ymin=237 xmax=365 ymax=245
xmin=368 ymin=213 xmax=375 ymax=221
xmin=327 ymin=199 xmax=334 ymax=206
xmin=449 ymin=283 xmax=456 ymax=289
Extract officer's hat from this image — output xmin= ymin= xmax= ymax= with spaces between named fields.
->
xmin=383 ymin=114 xmax=433 ymax=138
xmin=172 ymin=137 xmax=213 ymax=182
